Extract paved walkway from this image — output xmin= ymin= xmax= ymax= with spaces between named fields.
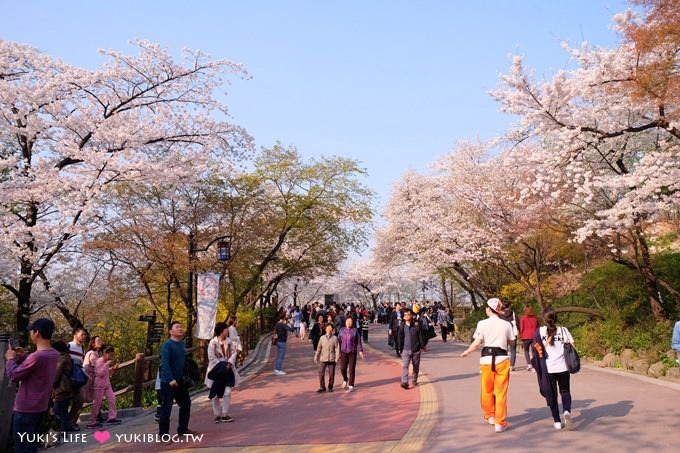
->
xmin=56 ymin=325 xmax=433 ymax=452
xmin=53 ymin=323 xmax=680 ymax=452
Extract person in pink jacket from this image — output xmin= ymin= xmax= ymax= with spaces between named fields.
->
xmin=87 ymin=345 xmax=121 ymax=428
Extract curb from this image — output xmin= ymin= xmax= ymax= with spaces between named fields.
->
xmin=363 ymin=341 xmax=438 ymax=453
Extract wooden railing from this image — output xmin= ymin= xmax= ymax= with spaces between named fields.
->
xmin=103 ymin=317 xmax=269 ymax=408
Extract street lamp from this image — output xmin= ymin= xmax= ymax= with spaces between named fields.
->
xmin=186 ymin=232 xmax=231 ymax=348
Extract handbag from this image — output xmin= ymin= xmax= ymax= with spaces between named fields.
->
xmin=427 ymin=325 xmax=437 ymax=340
xmin=562 ymin=327 xmax=580 ymax=374
xmin=271 ymin=330 xmax=278 ymax=346
xmin=511 ymin=312 xmax=519 ymax=337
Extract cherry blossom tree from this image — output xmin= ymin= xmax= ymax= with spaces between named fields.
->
xmin=375 ymin=139 xmax=595 ymax=312
xmin=490 ymin=20 xmax=680 ymax=318
xmin=0 ymin=39 xmax=253 ymax=336
xmin=341 ymin=259 xmax=388 ymax=309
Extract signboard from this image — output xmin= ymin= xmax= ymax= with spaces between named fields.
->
xmin=195 ymin=273 xmax=220 ymax=340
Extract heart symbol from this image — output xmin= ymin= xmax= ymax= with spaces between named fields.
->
xmin=93 ymin=431 xmax=111 ymax=444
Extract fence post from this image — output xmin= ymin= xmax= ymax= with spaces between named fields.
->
xmin=0 ymin=333 xmax=17 ymax=451
xmin=133 ymin=353 xmax=146 ymax=408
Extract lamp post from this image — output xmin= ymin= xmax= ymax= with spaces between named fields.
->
xmin=186 ymin=232 xmax=231 ymax=348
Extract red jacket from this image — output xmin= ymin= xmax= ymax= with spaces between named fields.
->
xmin=519 ymin=315 xmax=539 ymax=341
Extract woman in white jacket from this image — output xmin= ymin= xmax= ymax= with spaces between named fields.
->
xmin=205 ymin=322 xmax=240 ymax=423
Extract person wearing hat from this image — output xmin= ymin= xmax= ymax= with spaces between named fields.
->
xmin=461 ymin=298 xmax=515 ymax=433
xmin=5 ymin=318 xmax=59 ymax=452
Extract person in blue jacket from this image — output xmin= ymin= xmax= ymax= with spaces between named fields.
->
xmin=672 ymin=320 xmax=680 ymax=365
xmin=158 ymin=321 xmax=197 ymax=444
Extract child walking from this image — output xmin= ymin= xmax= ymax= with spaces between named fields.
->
xmin=299 ymin=320 xmax=307 ymax=340
xmin=87 ymin=345 xmax=121 ymax=428
xmin=361 ymin=315 xmax=370 ymax=342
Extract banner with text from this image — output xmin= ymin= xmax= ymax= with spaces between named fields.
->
xmin=195 ymin=273 xmax=220 ymax=340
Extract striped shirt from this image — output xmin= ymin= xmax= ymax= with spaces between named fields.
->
xmin=68 ymin=341 xmax=84 ymax=366
xmin=6 ymin=348 xmax=59 ymax=413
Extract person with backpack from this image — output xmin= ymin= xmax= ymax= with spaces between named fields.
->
xmin=87 ymin=345 xmax=121 ymax=428
xmin=51 ymin=341 xmax=78 ymax=432
xmin=67 ymin=327 xmax=88 ymax=428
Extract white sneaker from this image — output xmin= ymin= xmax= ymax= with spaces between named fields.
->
xmin=278 ymin=370 xmax=287 ymax=375
xmin=486 ymin=417 xmax=495 ymax=425
xmin=494 ymin=424 xmax=507 ymax=433
xmin=348 ymin=386 xmax=355 ymax=392
xmin=274 ymin=370 xmax=281 ymax=375
xmin=342 ymin=381 xmax=348 ymax=389
xmin=564 ymin=411 xmax=573 ymax=430
xmin=553 ymin=422 xmax=562 ymax=430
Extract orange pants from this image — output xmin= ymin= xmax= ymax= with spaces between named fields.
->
xmin=480 ymin=359 xmax=510 ymax=427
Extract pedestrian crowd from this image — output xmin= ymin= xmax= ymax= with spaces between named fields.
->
xmin=4 ymin=320 xmax=123 ymax=452
xmin=9 ymin=297 xmax=679 ymax=451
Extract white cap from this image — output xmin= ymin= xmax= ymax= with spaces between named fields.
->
xmin=487 ymin=298 xmax=502 ymax=313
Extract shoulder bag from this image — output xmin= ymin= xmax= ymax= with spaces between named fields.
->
xmin=562 ymin=327 xmax=580 ymax=374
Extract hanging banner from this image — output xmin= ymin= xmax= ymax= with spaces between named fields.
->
xmin=195 ymin=272 xmax=220 ymax=340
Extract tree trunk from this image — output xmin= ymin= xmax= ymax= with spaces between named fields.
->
xmin=16 ymin=260 xmax=34 ymax=345
xmin=635 ymin=230 xmax=665 ymax=320
xmin=440 ymin=275 xmax=450 ymax=309
xmin=54 ymin=304 xmax=83 ymax=330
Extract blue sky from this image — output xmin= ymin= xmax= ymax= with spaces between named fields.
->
xmin=1 ymin=1 xmax=629 ymax=215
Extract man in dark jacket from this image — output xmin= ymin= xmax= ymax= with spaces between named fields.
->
xmin=52 ymin=341 xmax=77 ymax=432
xmin=395 ymin=308 xmax=426 ymax=389
xmin=158 ymin=321 xmax=196 ymax=443
xmin=387 ymin=303 xmax=402 ymax=353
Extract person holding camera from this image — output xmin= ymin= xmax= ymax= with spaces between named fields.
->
xmin=158 ymin=321 xmax=197 ymax=444
xmin=5 ymin=318 xmax=59 ymax=453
